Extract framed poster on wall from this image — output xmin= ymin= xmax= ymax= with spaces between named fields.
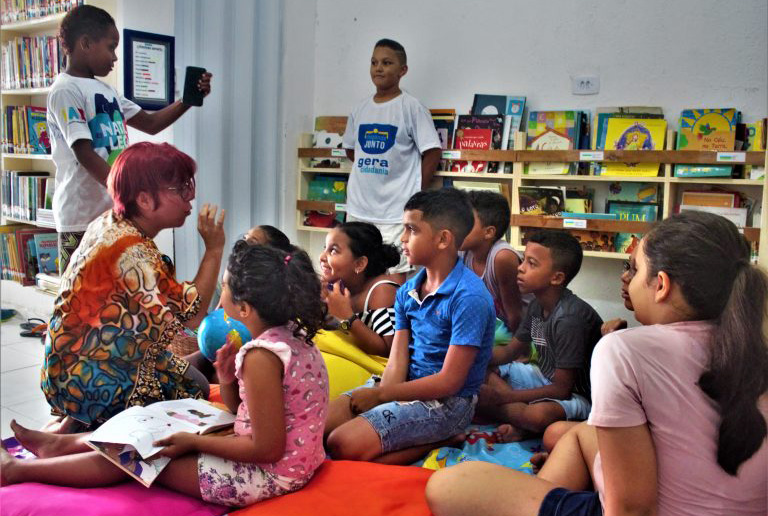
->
xmin=123 ymin=29 xmax=175 ymax=110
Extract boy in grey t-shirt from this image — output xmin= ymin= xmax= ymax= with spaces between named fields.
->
xmin=478 ymin=230 xmax=603 ymax=442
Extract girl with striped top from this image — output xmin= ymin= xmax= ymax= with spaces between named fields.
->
xmin=319 ymin=222 xmax=401 ymax=357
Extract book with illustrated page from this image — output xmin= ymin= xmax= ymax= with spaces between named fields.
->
xmin=86 ymin=399 xmax=235 ymax=487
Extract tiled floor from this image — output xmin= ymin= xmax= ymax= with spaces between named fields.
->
xmin=1 ymin=315 xmax=52 ymax=439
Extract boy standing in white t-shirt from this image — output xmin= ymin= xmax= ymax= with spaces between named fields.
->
xmin=343 ymin=39 xmax=442 ymax=278
xmin=48 ymin=5 xmax=211 ymax=273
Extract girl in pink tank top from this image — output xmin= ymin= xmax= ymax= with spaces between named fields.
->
xmin=1 ymin=242 xmax=329 ymax=509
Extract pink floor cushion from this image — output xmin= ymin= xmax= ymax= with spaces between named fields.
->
xmin=0 ymin=482 xmax=228 ymax=516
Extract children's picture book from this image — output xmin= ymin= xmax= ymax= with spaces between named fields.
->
xmin=471 ymin=95 xmax=526 ymax=153
xmin=471 ymin=94 xmax=506 ymax=116
xmin=86 ymin=399 xmax=235 ymax=487
xmin=745 ymin=119 xmax=766 ymax=180
xmin=606 ymin=182 xmax=659 ymax=204
xmin=33 ymin=232 xmax=58 ymax=274
xmin=607 ymin=201 xmax=659 ymax=253
xmin=310 ymin=130 xmax=345 ymax=169
xmin=519 ymin=186 xmax=566 ymax=216
xmin=526 ymin=129 xmax=573 ymax=175
xmin=503 ymin=96 xmax=526 ymax=151
xmin=591 ymin=107 xmax=664 ymax=175
xmin=680 ymin=190 xmax=737 ymax=208
xmin=525 ymin=111 xmax=585 ymax=175
xmin=675 ymin=108 xmax=740 ymax=178
xmin=678 ymin=205 xmax=748 ymax=228
xmin=26 ymin=106 xmax=50 ymax=154
xmin=16 ymin=228 xmax=53 ymax=285
xmin=451 ymin=115 xmax=504 ymax=173
xmin=601 ymin=118 xmax=667 ymax=176
xmin=305 ymin=174 xmax=347 ymax=226
xmin=451 ymin=127 xmax=492 ymax=173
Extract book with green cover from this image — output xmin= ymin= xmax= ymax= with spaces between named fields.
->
xmin=607 ymin=201 xmax=659 ymax=253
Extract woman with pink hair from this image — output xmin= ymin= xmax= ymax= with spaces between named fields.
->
xmin=41 ymin=142 xmax=226 ymax=432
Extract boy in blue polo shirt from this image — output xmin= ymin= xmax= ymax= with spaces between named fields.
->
xmin=326 ymin=188 xmax=495 ymax=464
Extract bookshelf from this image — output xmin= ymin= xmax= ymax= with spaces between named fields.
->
xmin=295 ymin=133 xmax=768 ymax=268
xmin=0 ymin=0 xmax=116 ymax=304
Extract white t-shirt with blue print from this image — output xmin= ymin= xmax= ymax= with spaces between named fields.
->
xmin=343 ymin=91 xmax=441 ymax=224
xmin=47 ymin=73 xmax=140 ymax=232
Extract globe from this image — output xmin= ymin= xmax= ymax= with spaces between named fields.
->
xmin=197 ymin=308 xmax=252 ymax=361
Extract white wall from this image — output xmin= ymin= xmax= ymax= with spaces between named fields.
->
xmin=116 ymin=0 xmax=177 ymax=257
xmin=309 ymin=0 xmax=768 ymax=324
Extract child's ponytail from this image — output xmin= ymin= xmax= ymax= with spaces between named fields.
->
xmin=282 ymin=249 xmax=324 ymax=341
xmin=701 ymin=261 xmax=768 ymax=475
xmin=643 ymin=212 xmax=768 ymax=475
xmin=226 ymin=242 xmax=324 ymax=342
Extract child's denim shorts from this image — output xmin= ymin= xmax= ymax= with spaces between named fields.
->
xmin=344 ymin=377 xmax=477 ymax=454
xmin=497 ymin=362 xmax=591 ymax=421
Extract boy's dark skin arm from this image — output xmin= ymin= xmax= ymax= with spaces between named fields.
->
xmin=71 ymin=140 xmax=111 ymax=185
xmin=420 ymin=147 xmax=442 ymax=190
xmin=482 ymin=367 xmax=577 ymax=404
xmin=126 ymin=100 xmax=192 ymax=135
xmin=490 ymin=336 xmax=530 ymax=366
xmin=127 ymin=73 xmax=211 ymax=134
xmin=494 ymin=251 xmax=523 ymax=332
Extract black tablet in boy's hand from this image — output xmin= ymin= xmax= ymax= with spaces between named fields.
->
xmin=183 ymin=66 xmax=207 ymax=106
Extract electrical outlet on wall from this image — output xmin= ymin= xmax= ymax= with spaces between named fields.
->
xmin=571 ymin=75 xmax=600 ymax=95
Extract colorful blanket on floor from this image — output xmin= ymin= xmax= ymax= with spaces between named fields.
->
xmin=417 ymin=426 xmax=542 ymax=472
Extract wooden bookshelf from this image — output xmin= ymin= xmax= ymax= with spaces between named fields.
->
xmin=296 ymin=133 xmax=768 ymax=266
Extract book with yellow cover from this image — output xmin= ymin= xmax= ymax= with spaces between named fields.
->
xmin=602 ymin=118 xmax=667 ymax=176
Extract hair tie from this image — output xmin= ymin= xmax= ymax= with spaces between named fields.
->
xmin=284 ymin=254 xmax=292 ymax=265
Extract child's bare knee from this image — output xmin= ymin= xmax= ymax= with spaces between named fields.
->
xmin=426 ymin=464 xmax=474 ymax=516
xmin=325 ymin=429 xmax=368 ymax=461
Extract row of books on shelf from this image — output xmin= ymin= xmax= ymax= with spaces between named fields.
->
xmin=1 ymin=170 xmax=54 ymax=223
xmin=2 ymin=104 xmax=51 ymax=154
xmin=0 ymin=0 xmax=82 ymax=24
xmin=309 ymin=101 xmax=767 ymax=179
xmin=0 ymin=224 xmax=58 ymax=286
xmin=1 ymin=34 xmax=65 ymax=90
xmin=517 ymin=182 xmax=759 ymax=253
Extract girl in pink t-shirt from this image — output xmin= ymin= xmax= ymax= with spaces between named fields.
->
xmin=1 ymin=242 xmax=329 ymax=508
xmin=425 ymin=211 xmax=767 ymax=516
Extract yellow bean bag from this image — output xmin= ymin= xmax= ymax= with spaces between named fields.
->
xmin=314 ymin=330 xmax=388 ymax=400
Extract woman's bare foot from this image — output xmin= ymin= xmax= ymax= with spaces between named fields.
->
xmin=0 ymin=446 xmax=19 ymax=485
xmin=494 ymin=423 xmax=528 ymax=443
xmin=11 ymin=419 xmax=85 ymax=458
xmin=530 ymin=451 xmax=549 ymax=474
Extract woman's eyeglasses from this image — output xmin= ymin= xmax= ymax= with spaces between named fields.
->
xmin=167 ymin=179 xmax=195 ymax=201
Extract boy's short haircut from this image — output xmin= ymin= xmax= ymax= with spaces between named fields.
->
xmin=404 ymin=188 xmax=474 ymax=248
xmin=59 ymin=4 xmax=115 ymax=53
xmin=528 ymin=230 xmax=583 ymax=286
xmin=374 ymin=38 xmax=407 ymax=65
xmin=467 ymin=190 xmax=511 ymax=242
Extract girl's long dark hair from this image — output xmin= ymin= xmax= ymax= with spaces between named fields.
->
xmin=643 ymin=211 xmax=768 ymax=475
xmin=337 ymin=222 xmax=400 ymax=278
xmin=226 ymin=240 xmax=324 ymax=342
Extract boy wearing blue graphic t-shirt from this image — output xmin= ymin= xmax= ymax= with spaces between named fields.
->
xmin=326 ymin=188 xmax=495 ymax=465
xmin=342 ymin=39 xmax=442 ymax=276
xmin=48 ymin=5 xmax=212 ymax=273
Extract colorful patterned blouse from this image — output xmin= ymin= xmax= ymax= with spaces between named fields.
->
xmin=41 ymin=211 xmax=203 ymax=427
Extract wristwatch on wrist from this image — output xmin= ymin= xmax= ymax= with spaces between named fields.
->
xmin=339 ymin=313 xmax=359 ymax=331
